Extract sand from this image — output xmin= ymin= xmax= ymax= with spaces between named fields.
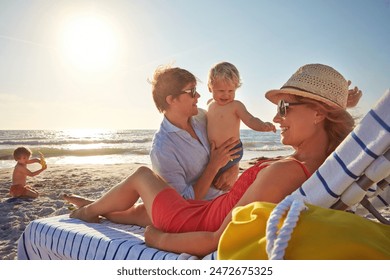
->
xmin=0 ymin=160 xmax=389 ymax=260
xmin=0 ymin=162 xmax=145 ymax=260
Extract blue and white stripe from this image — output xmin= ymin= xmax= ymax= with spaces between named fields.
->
xmin=17 ymin=214 xmax=217 ymax=260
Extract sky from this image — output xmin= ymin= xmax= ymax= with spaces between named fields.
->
xmin=0 ymin=0 xmax=389 ymax=130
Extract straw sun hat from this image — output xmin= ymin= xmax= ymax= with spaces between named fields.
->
xmin=265 ymin=64 xmax=349 ymax=109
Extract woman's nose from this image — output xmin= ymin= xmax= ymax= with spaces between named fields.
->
xmin=273 ymin=112 xmax=281 ymax=123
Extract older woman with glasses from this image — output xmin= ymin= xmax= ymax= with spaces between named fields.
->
xmin=64 ymin=63 xmax=362 ymax=256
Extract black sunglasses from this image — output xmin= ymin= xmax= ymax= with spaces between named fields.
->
xmin=277 ymin=99 xmax=305 ymax=117
xmin=180 ymin=87 xmax=197 ymax=98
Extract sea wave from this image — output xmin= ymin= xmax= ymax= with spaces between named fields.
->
xmin=0 ymin=138 xmax=152 ymax=146
xmin=246 ymin=146 xmax=292 ymax=152
xmin=243 ymin=139 xmax=289 ymax=152
xmin=0 ymin=129 xmax=286 ymax=168
xmin=0 ymin=147 xmax=150 ymax=160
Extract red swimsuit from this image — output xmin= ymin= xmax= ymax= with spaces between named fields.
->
xmin=152 ymin=159 xmax=310 ymax=233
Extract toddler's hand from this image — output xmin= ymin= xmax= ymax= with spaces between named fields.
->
xmin=39 ymin=152 xmax=47 ymax=169
xmin=264 ymin=122 xmax=276 ymax=133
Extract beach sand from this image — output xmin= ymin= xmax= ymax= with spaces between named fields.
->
xmin=0 ymin=160 xmax=389 ymax=260
xmin=0 ymin=162 xmax=145 ymax=260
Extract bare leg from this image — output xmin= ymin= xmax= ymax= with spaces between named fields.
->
xmin=105 ymin=203 xmax=152 ymax=226
xmin=63 ymin=194 xmax=94 ymax=208
xmin=10 ymin=184 xmax=39 ymax=199
xmin=69 ymin=166 xmax=168 ymax=224
xmin=24 ymin=187 xmax=39 ymax=199
xmin=63 ymin=194 xmax=151 ymax=226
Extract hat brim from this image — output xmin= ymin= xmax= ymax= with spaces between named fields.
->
xmin=265 ymin=88 xmax=342 ymax=109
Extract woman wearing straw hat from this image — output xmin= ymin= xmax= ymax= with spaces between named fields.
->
xmin=64 ymin=63 xmax=362 ymax=256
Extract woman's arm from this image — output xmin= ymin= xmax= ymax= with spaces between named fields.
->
xmin=192 ymin=138 xmax=241 ymax=199
xmin=145 ymin=226 xmax=219 ymax=257
xmin=144 ymin=210 xmax=234 ymax=257
xmin=151 ymin=148 xmax=192 ymax=197
xmin=213 ymin=164 xmax=239 ymax=191
xmin=152 ymin=136 xmax=240 ymax=200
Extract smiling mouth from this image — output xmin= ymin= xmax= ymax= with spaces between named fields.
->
xmin=280 ymin=127 xmax=288 ymax=133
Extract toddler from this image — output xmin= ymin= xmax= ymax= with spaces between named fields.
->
xmin=207 ymin=62 xmax=276 ymax=177
xmin=10 ymin=147 xmax=47 ymax=198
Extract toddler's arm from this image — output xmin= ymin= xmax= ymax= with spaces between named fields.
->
xmin=21 ymin=163 xmax=46 ymax=177
xmin=235 ymin=101 xmax=276 ymax=132
xmin=27 ymin=158 xmax=40 ymax=164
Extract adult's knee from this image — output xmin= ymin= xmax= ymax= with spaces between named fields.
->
xmin=135 ymin=166 xmax=153 ymax=175
xmin=130 ymin=166 xmax=154 ymax=181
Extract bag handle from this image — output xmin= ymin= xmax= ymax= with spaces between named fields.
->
xmin=266 ymin=195 xmax=307 ymax=260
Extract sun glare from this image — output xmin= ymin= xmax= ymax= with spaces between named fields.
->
xmin=58 ymin=13 xmax=119 ymax=71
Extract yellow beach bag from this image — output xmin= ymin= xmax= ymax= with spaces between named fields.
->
xmin=218 ymin=199 xmax=390 ymax=260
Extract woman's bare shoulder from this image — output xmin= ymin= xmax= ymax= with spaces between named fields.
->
xmin=260 ymin=157 xmax=307 ymax=181
xmin=245 ymin=158 xmax=307 ymax=204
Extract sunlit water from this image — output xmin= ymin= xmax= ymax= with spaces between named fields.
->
xmin=0 ymin=129 xmax=293 ymax=169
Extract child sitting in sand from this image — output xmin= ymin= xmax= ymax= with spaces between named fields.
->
xmin=207 ymin=62 xmax=276 ymax=179
xmin=10 ymin=147 xmax=47 ymax=198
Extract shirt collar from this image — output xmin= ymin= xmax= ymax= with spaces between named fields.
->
xmin=161 ymin=115 xmax=183 ymax=133
xmin=161 ymin=114 xmax=201 ymax=137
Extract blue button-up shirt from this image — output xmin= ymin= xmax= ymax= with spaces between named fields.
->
xmin=150 ymin=108 xmax=225 ymax=200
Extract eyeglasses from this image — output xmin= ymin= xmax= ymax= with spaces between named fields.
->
xmin=277 ymin=99 xmax=305 ymax=117
xmin=180 ymin=87 xmax=197 ymax=98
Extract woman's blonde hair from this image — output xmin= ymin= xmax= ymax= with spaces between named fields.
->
xmin=297 ymin=96 xmax=357 ymax=155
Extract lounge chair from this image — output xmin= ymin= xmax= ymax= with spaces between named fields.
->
xmin=17 ymin=214 xmax=217 ymax=260
xmin=17 ymin=90 xmax=389 ymax=260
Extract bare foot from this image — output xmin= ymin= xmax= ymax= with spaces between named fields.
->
xmin=69 ymin=206 xmax=100 ymax=223
xmin=63 ymin=194 xmax=94 ymax=208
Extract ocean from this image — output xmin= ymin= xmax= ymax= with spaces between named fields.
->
xmin=0 ymin=129 xmax=293 ymax=169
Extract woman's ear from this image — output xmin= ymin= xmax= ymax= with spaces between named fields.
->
xmin=314 ymin=110 xmax=326 ymax=124
xmin=166 ymin=95 xmax=174 ymax=105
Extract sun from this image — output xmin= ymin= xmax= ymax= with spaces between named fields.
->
xmin=58 ymin=13 xmax=119 ymax=72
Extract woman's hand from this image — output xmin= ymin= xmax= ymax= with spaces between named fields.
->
xmin=209 ymin=138 xmax=241 ymax=170
xmin=213 ymin=165 xmax=239 ymax=191
xmin=346 ymin=80 xmax=362 ymax=108
xmin=193 ymin=138 xmax=241 ymax=200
